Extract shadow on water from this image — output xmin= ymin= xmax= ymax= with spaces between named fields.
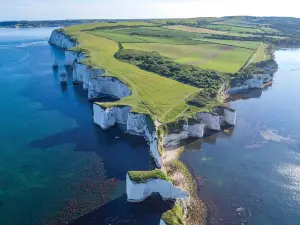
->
xmin=15 ymin=45 xmax=159 ymax=222
xmin=25 ymin=79 xmax=153 ymax=179
xmin=22 ymin=46 xmax=154 ymax=181
xmin=225 ymin=84 xmax=273 ymax=103
xmin=165 ymin=125 xmax=235 ymax=151
xmin=70 ymin=195 xmax=175 ymax=225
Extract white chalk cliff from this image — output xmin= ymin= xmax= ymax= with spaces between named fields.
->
xmin=65 ymin=50 xmax=78 ymax=66
xmin=49 ymin=30 xmax=76 ymax=49
xmin=227 ymin=73 xmax=273 ymax=94
xmin=163 ymin=122 xmax=204 ymax=147
xmin=93 ymin=104 xmax=163 ymax=167
xmin=198 ymin=112 xmax=221 ymax=131
xmin=49 ymin=30 xmax=162 ymax=167
xmin=50 ymin=29 xmax=238 ymax=224
xmin=223 ymin=108 xmax=236 ymax=126
xmin=49 ymin=29 xmax=237 ymax=165
xmin=126 ymin=174 xmax=188 ymax=202
xmin=93 ymin=105 xmax=131 ymax=130
xmin=88 ymin=76 xmax=131 ymax=99
xmin=160 ymin=220 xmax=167 ymax=225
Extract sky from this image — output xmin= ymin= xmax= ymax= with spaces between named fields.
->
xmin=0 ymin=0 xmax=299 ymax=21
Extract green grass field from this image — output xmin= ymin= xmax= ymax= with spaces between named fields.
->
xmin=194 ymin=38 xmax=260 ymax=49
xmin=89 ymin=30 xmax=147 ymax=43
xmin=90 ymin=26 xmax=206 ymax=42
xmin=123 ymin=42 xmax=253 ymax=73
xmin=56 ymin=17 xmax=297 ymax=225
xmin=251 ymin=43 xmax=272 ymax=63
xmin=90 ymin=29 xmax=204 ymax=45
xmin=204 ymin=24 xmax=263 ymax=33
xmin=135 ymin=36 xmax=204 ymax=45
xmin=61 ymin=20 xmax=272 ymax=122
xmin=64 ymin=24 xmax=199 ymax=122
xmin=165 ymin=25 xmax=227 ymax=34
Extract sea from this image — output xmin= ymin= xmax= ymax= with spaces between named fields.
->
xmin=181 ymin=49 xmax=300 ymax=225
xmin=0 ymin=28 xmax=170 ymax=225
xmin=0 ymin=28 xmax=299 ymax=225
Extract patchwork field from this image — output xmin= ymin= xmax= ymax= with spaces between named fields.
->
xmin=61 ymin=19 xmax=274 ymax=122
xmin=89 ymin=26 xmax=206 ymax=44
xmin=53 ymin=17 xmax=300 ymax=225
xmin=193 ymin=38 xmax=260 ymax=49
xmin=89 ymin=30 xmax=147 ymax=43
xmin=203 ymin=24 xmax=263 ymax=33
xmin=165 ymin=25 xmax=227 ymax=34
xmin=64 ymin=25 xmax=199 ymax=122
xmin=123 ymin=42 xmax=254 ymax=73
xmin=91 ymin=30 xmax=204 ymax=45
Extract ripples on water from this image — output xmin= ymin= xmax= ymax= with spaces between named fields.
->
xmin=0 ymin=28 xmax=172 ymax=225
xmin=181 ymin=49 xmax=300 ymax=225
xmin=1 ymin=28 xmax=300 ymax=225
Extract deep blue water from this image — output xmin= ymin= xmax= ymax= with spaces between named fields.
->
xmin=181 ymin=49 xmax=300 ymax=225
xmin=2 ymin=28 xmax=300 ymax=225
xmin=0 ymin=28 xmax=170 ymax=225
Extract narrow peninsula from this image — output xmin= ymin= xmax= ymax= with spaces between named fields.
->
xmin=48 ymin=16 xmax=286 ymax=225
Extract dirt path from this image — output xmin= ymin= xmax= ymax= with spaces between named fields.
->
xmin=241 ymin=42 xmax=262 ymax=72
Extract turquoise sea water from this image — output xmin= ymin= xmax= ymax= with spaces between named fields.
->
xmin=2 ymin=28 xmax=300 ymax=225
xmin=181 ymin=49 xmax=300 ymax=225
xmin=0 ymin=28 xmax=166 ymax=225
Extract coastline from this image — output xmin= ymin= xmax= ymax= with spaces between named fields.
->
xmin=164 ymin=148 xmax=208 ymax=225
xmin=48 ymin=27 xmax=277 ymax=225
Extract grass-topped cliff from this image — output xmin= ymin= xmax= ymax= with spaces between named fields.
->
xmin=58 ymin=19 xmax=275 ymax=123
xmin=52 ymin=17 xmax=297 ymax=225
xmin=62 ymin=22 xmax=200 ymax=123
xmin=128 ymin=169 xmax=172 ymax=183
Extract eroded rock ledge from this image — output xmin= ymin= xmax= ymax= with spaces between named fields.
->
xmin=49 ymin=29 xmax=236 ymax=225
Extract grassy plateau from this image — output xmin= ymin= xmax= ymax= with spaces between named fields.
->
xmin=55 ymin=17 xmax=292 ymax=225
xmin=60 ymin=19 xmax=276 ymax=124
xmin=64 ymin=23 xmax=199 ymax=123
xmin=122 ymin=42 xmax=253 ymax=73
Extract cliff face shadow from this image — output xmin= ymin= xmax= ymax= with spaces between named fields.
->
xmin=21 ymin=46 xmax=154 ymax=181
xmin=165 ymin=125 xmax=235 ymax=151
xmin=19 ymin=44 xmax=171 ymax=224
xmin=70 ymin=194 xmax=175 ymax=225
xmin=225 ymin=85 xmax=274 ymax=102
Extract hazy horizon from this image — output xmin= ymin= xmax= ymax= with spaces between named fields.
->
xmin=1 ymin=0 xmax=299 ymax=21
xmin=1 ymin=15 xmax=300 ymax=22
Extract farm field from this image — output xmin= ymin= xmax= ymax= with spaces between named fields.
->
xmin=194 ymin=38 xmax=260 ymax=49
xmin=90 ymin=29 xmax=205 ymax=45
xmin=89 ymin=31 xmax=147 ymax=43
xmin=123 ymin=42 xmax=254 ymax=73
xmin=164 ymin=25 xmax=227 ymax=34
xmin=251 ymin=43 xmax=272 ymax=63
xmin=64 ymin=25 xmax=199 ymax=122
xmin=53 ymin=17 xmax=300 ymax=225
xmin=61 ymin=20 xmax=274 ymax=122
xmin=90 ymin=26 xmax=206 ymax=43
xmin=204 ymin=24 xmax=263 ymax=33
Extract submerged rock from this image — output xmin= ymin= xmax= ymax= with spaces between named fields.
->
xmin=236 ymin=207 xmax=246 ymax=217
